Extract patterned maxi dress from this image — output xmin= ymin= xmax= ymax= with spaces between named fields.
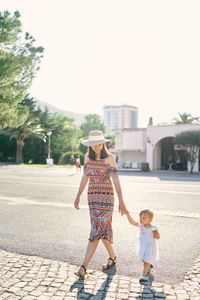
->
xmin=84 ymin=159 xmax=118 ymax=244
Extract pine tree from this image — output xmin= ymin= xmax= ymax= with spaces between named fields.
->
xmin=0 ymin=10 xmax=44 ymax=128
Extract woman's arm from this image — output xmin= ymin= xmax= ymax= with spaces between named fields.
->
xmin=74 ymin=154 xmax=89 ymax=210
xmin=106 ymin=154 xmax=127 ymax=215
xmin=126 ymin=212 xmax=138 ymax=226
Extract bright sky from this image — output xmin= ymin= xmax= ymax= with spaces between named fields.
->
xmin=1 ymin=0 xmax=200 ymax=127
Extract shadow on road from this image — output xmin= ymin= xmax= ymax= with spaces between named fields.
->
xmin=70 ymin=267 xmax=116 ymax=299
xmin=137 ymin=273 xmax=166 ymax=299
xmin=119 ymin=170 xmax=200 ymax=182
xmin=70 ymin=268 xmax=166 ymax=299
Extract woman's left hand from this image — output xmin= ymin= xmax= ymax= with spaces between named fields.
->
xmin=118 ymin=202 xmax=128 ymax=216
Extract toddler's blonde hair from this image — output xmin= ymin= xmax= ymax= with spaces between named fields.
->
xmin=139 ymin=209 xmax=154 ymax=221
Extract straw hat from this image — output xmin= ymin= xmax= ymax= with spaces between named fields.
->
xmin=81 ymin=130 xmax=110 ymax=147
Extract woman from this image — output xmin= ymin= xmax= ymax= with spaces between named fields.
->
xmin=74 ymin=130 xmax=127 ymax=277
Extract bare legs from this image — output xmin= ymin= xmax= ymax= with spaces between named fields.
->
xmin=83 ymin=240 xmax=99 ymax=268
xmin=75 ymin=238 xmax=116 ymax=276
xmin=142 ymin=260 xmax=151 ymax=276
xmin=102 ymin=239 xmax=116 ymax=262
xmin=75 ymin=240 xmax=99 ymax=276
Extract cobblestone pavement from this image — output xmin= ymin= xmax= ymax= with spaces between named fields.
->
xmin=0 ymin=249 xmax=199 ymax=300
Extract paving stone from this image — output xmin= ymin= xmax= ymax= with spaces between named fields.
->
xmin=15 ymin=282 xmax=27 ymax=288
xmin=66 ymin=291 xmax=78 ymax=296
xmin=23 ymin=296 xmax=37 ymax=300
xmin=7 ymin=297 xmax=22 ymax=300
xmin=106 ymin=291 xmax=117 ymax=297
xmin=130 ymin=292 xmax=142 ymax=296
xmin=142 ymin=287 xmax=153 ymax=294
xmin=142 ymin=294 xmax=153 ymax=299
xmin=90 ymin=296 xmax=103 ymax=300
xmin=39 ymin=292 xmax=55 ymax=297
xmin=105 ymin=286 xmax=117 ymax=292
xmin=130 ymin=287 xmax=141 ymax=293
xmin=118 ymin=288 xmax=129 ymax=293
xmin=0 ymin=249 xmax=200 ymax=300
xmin=29 ymin=290 xmax=45 ymax=297
xmin=116 ymin=292 xmax=129 ymax=299
xmin=154 ymin=292 xmax=166 ymax=298
xmin=176 ymin=296 xmax=190 ymax=300
xmin=0 ymin=292 xmax=15 ymax=298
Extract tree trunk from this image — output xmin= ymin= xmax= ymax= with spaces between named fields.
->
xmin=190 ymin=162 xmax=195 ymax=174
xmin=189 ymin=146 xmax=199 ymax=174
xmin=16 ymin=139 xmax=25 ymax=164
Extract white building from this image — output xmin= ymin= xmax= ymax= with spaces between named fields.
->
xmin=115 ymin=124 xmax=200 ymax=172
xmin=103 ymin=104 xmax=138 ymax=135
xmin=115 ymin=128 xmax=146 ymax=169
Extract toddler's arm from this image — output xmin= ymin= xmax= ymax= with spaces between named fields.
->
xmin=152 ymin=226 xmax=160 ymax=239
xmin=125 ymin=212 xmax=138 ymax=226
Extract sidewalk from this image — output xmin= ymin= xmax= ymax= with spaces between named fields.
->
xmin=0 ymin=249 xmax=199 ymax=300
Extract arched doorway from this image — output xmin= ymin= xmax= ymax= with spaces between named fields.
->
xmin=153 ymin=137 xmax=187 ymax=170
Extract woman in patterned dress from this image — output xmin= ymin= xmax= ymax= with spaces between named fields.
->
xmin=74 ymin=130 xmax=127 ymax=277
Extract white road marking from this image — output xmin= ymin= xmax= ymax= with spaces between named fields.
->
xmin=141 ymin=189 xmax=200 ymax=196
xmin=0 ymin=195 xmax=200 ymax=219
xmin=0 ymin=195 xmax=88 ymax=209
xmin=1 ymin=176 xmax=200 ymax=188
xmin=0 ymin=180 xmax=77 ymax=187
xmin=1 ymin=180 xmax=200 ymax=195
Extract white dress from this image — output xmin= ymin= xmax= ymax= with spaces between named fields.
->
xmin=134 ymin=222 xmax=159 ymax=264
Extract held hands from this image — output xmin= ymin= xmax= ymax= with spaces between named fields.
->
xmin=118 ymin=202 xmax=128 ymax=216
xmin=152 ymin=227 xmax=160 ymax=239
xmin=74 ymin=197 xmax=80 ymax=210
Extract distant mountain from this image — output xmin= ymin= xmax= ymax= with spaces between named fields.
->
xmin=35 ymin=99 xmax=86 ymax=127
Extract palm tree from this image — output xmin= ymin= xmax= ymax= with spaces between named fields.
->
xmin=1 ymin=113 xmax=45 ymax=164
xmin=173 ymin=112 xmax=199 ymax=124
xmin=0 ymin=96 xmax=46 ymax=163
xmin=175 ymin=130 xmax=200 ymax=173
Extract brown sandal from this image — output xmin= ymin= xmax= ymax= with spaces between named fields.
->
xmin=103 ymin=256 xmax=117 ymax=270
xmin=74 ymin=265 xmax=87 ymax=277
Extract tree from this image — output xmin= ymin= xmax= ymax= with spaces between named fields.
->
xmin=46 ymin=114 xmax=81 ymax=163
xmin=0 ymin=96 xmax=82 ymax=164
xmin=0 ymin=134 xmax=16 ymax=162
xmin=172 ymin=113 xmax=199 ymax=124
xmin=64 ymin=123 xmax=81 ymax=155
xmin=0 ymin=10 xmax=44 ymax=128
xmin=175 ymin=130 xmax=200 ymax=173
xmin=81 ymin=114 xmax=106 ymax=137
xmin=0 ymin=96 xmax=45 ymax=163
xmin=105 ymin=135 xmax=115 ymax=149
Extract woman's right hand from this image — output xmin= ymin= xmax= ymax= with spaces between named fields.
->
xmin=118 ymin=201 xmax=128 ymax=216
xmin=74 ymin=197 xmax=80 ymax=210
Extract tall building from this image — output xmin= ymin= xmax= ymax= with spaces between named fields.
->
xmin=103 ymin=104 xmax=138 ymax=134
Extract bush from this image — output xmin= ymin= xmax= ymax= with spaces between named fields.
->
xmin=58 ymin=151 xmax=84 ymax=165
xmin=141 ymin=162 xmax=150 ymax=172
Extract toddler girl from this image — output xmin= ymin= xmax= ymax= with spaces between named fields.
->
xmin=126 ymin=209 xmax=160 ymax=284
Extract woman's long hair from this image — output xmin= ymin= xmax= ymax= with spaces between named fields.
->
xmin=88 ymin=144 xmax=109 ymax=160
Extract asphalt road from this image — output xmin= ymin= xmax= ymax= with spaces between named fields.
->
xmin=0 ymin=165 xmax=200 ymax=284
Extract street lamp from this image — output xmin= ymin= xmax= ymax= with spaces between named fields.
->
xmin=46 ymin=131 xmax=53 ymax=166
